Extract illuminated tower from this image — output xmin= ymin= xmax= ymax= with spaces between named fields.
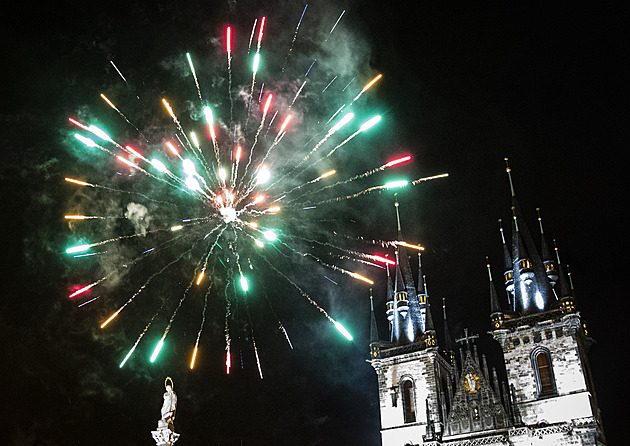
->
xmin=387 ymin=199 xmax=424 ymax=344
xmin=489 ymin=160 xmax=606 ymax=444
xmin=369 ymin=201 xmax=453 ymax=445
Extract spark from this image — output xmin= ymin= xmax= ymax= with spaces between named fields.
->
xmin=150 ymin=338 xmax=165 ymax=363
xmin=396 ymin=241 xmax=425 ymax=251
xmin=385 ymin=155 xmax=412 ymax=167
xmin=329 ymin=10 xmax=345 ymax=34
xmin=332 ymin=319 xmax=353 ymax=341
xmin=348 ymin=272 xmax=374 ymax=285
xmin=64 ymin=177 xmax=91 ymax=187
xmin=110 ymin=61 xmax=127 ymax=82
xmin=100 ymin=309 xmax=122 ymax=329
xmin=384 ymin=180 xmax=409 ymax=189
xmin=353 ymin=74 xmax=383 ymax=101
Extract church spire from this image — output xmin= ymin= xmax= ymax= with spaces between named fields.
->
xmin=442 ymin=297 xmax=456 ymax=364
xmin=369 ymin=288 xmax=379 ymax=343
xmin=499 ymin=219 xmax=514 ymax=303
xmin=537 ymin=208 xmax=558 ymax=287
xmin=504 ymin=159 xmax=555 ymax=315
xmin=424 ymin=294 xmax=437 ymax=348
xmin=554 ymin=241 xmax=576 ymax=314
xmin=488 ymin=258 xmax=505 ymax=330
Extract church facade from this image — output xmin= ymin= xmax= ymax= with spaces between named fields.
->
xmin=368 ymin=163 xmax=606 ymax=445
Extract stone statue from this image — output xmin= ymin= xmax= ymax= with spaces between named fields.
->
xmin=152 ymin=377 xmax=180 ymax=446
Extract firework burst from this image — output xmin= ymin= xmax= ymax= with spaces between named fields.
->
xmin=63 ymin=7 xmax=447 ymax=375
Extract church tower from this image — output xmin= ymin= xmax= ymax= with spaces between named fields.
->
xmin=489 ymin=159 xmax=605 ymax=444
xmin=370 ymin=201 xmax=453 ymax=445
xmin=369 ymin=160 xmax=606 ymax=445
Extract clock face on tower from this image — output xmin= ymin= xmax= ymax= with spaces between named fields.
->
xmin=464 ymin=373 xmax=480 ymax=393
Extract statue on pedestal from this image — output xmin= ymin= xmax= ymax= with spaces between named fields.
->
xmin=152 ymin=377 xmax=180 ymax=446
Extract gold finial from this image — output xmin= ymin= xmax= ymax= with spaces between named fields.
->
xmin=505 ymin=158 xmax=515 ymax=196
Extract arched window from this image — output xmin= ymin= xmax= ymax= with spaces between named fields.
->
xmin=402 ymin=380 xmax=416 ymax=423
xmin=531 ymin=347 xmax=556 ymax=397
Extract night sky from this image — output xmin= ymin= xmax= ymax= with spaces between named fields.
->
xmin=1 ymin=1 xmax=625 ymax=445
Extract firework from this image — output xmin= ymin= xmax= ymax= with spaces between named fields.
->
xmin=63 ymin=7 xmax=445 ymax=375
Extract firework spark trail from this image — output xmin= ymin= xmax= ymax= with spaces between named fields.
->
xmin=244 ymin=298 xmax=263 ymax=379
xmin=322 ymin=76 xmax=337 ymax=93
xmin=119 ymin=305 xmax=165 ymax=368
xmin=99 ymin=240 xmax=199 ymax=329
xmin=279 ymin=323 xmax=294 ymax=349
xmin=352 ymin=74 xmax=383 ymax=102
xmin=64 ymin=177 xmax=179 ymax=207
xmin=100 ymin=94 xmax=143 ymax=135
xmin=283 ymin=233 xmax=392 ymax=269
xmin=258 ymin=255 xmax=353 ymax=340
xmin=258 ymin=255 xmax=333 ymax=321
xmin=248 ymin=18 xmax=257 ymax=53
xmin=224 ymin=274 xmax=233 ymax=374
xmin=237 ymin=94 xmax=274 ymax=197
xmin=328 ymin=10 xmax=345 ymax=36
xmin=110 ymin=60 xmax=128 ymax=83
xmin=297 ymin=173 xmax=449 ymax=208
xmin=226 ymin=26 xmax=235 ymax=130
xmin=289 ymin=80 xmax=307 ymax=108
xmin=268 ymin=169 xmax=335 ymax=203
xmin=190 ymin=278 xmax=213 ymax=370
xmin=282 ymin=4 xmax=308 ymax=72
xmin=285 ymin=156 xmax=411 ymax=205
xmin=267 ymin=112 xmax=354 ymax=191
xmin=186 ymin=53 xmax=203 ymax=101
xmin=247 ymin=17 xmax=266 ymax=114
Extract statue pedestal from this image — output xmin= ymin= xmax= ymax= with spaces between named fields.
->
xmin=151 ymin=423 xmax=180 ymax=446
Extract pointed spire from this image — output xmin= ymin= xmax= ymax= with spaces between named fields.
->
xmin=537 ymin=208 xmax=558 ymax=287
xmin=504 ymin=160 xmax=556 ymax=314
xmin=394 ymin=195 xmax=403 ymax=240
xmin=487 ymin=258 xmax=502 ymax=315
xmin=443 ymin=297 xmax=454 ymax=352
xmin=499 ymin=219 xmax=513 ymax=271
xmin=394 ymin=251 xmax=405 ymax=293
xmin=554 ymin=240 xmax=572 ymax=300
xmin=481 ymin=354 xmax=489 ymax=381
xmin=567 ymin=264 xmax=575 ymax=292
xmin=536 ymin=208 xmax=553 ymax=262
xmin=386 ymin=265 xmax=394 ymax=299
xmin=425 ymin=295 xmax=435 ymax=332
xmin=369 ymin=288 xmax=379 ymax=343
xmin=417 ymin=253 xmax=425 ymax=295
xmin=505 ymin=157 xmax=516 ymax=198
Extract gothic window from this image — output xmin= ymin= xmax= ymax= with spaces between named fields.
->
xmin=531 ymin=347 xmax=557 ymax=398
xmin=402 ymin=379 xmax=416 ymax=423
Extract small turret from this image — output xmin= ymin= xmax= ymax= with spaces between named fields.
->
xmin=513 ymin=208 xmax=534 ymax=284
xmin=487 ymin=258 xmax=504 ymax=330
xmin=394 ymin=251 xmax=409 ymax=317
xmin=537 ymin=208 xmax=558 ymax=286
xmin=385 ymin=266 xmax=395 ymax=324
xmin=499 ymin=219 xmax=514 ymax=299
xmin=424 ymin=294 xmax=437 ymax=349
xmin=442 ymin=297 xmax=456 ymax=364
xmin=554 ymin=240 xmax=576 ymax=313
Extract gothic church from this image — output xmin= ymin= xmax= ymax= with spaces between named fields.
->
xmin=369 ymin=162 xmax=606 ymax=445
